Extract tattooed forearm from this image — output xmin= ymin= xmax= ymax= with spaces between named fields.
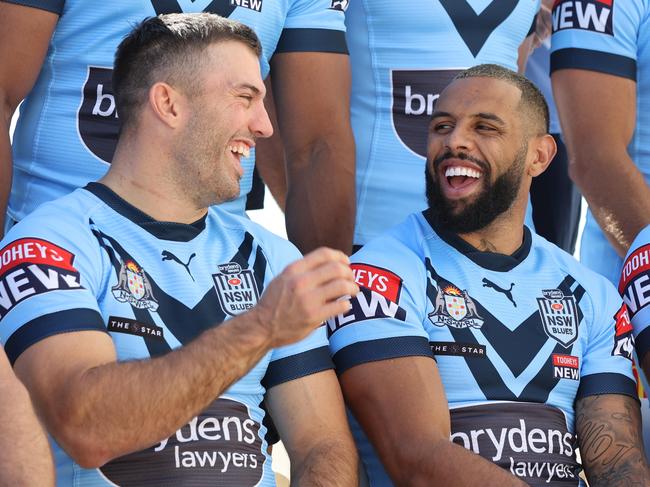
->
xmin=576 ymin=395 xmax=650 ymax=487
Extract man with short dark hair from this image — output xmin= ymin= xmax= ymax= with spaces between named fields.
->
xmin=0 ymin=346 xmax=54 ymax=486
xmin=328 ymin=64 xmax=649 ymax=486
xmin=0 ymin=13 xmax=358 ymax=486
xmin=0 ymin=0 xmax=355 ymax=255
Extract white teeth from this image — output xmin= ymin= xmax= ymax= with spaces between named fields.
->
xmin=444 ymin=166 xmax=481 ymax=178
xmin=228 ymin=145 xmax=251 ymax=158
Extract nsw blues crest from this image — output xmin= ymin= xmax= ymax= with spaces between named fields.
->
xmin=212 ymin=262 xmax=259 ymax=316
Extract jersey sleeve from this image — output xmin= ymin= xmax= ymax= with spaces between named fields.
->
xmin=577 ymin=279 xmax=637 ymax=401
xmin=275 ymin=0 xmax=347 ymax=54
xmin=1 ymin=0 xmax=64 ymax=15
xmin=328 ymin=236 xmax=433 ymax=375
xmin=550 ymin=0 xmax=643 ymax=80
xmin=256 ymin=232 xmax=333 ymax=390
xmin=619 ymin=225 xmax=650 ymax=362
xmin=0 ymin=208 xmax=106 ymax=365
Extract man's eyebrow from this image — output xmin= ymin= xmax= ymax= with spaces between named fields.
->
xmin=234 ymin=82 xmax=262 ymax=95
xmin=431 ymin=111 xmax=452 ymax=119
xmin=474 ymin=112 xmax=506 ymax=125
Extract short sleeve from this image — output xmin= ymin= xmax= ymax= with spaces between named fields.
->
xmin=619 ymin=225 xmax=650 ymax=362
xmin=577 ymin=279 xmax=637 ymax=400
xmin=0 ymin=209 xmax=106 ymax=364
xmin=328 ymin=237 xmax=433 ymax=375
xmin=0 ymin=0 xmax=64 ymax=15
xmin=276 ymin=0 xmax=347 ymax=54
xmin=550 ymin=0 xmax=643 ymax=80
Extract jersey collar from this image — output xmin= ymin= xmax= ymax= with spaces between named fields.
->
xmin=84 ymin=183 xmax=207 ymax=242
xmin=423 ymin=209 xmax=532 ymax=272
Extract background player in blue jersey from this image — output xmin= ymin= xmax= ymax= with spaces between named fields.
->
xmin=329 ymin=64 xmax=649 ymax=486
xmin=551 ymin=0 xmax=650 ymax=283
xmin=0 ymin=0 xmax=355 ymax=255
xmin=0 ymin=346 xmax=54 ymax=486
xmin=0 ymin=14 xmax=359 ymax=485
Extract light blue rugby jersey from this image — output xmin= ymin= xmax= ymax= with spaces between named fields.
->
xmin=345 ymin=0 xmax=539 ymax=246
xmin=620 ymin=225 xmax=650 ymax=362
xmin=551 ymin=0 xmax=650 ymax=284
xmin=328 ymin=211 xmax=636 ymax=486
xmin=0 ymin=183 xmax=332 ymax=486
xmin=6 ymin=0 xmax=347 ymax=222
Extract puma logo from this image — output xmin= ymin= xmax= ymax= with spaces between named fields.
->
xmin=482 ymin=278 xmax=516 ymax=307
xmin=162 ymin=250 xmax=196 ymax=281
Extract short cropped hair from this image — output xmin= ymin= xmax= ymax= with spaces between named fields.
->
xmin=454 ymin=64 xmax=549 ymax=135
xmin=113 ymin=13 xmax=262 ymax=129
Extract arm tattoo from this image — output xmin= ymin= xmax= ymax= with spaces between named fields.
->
xmin=576 ymin=395 xmax=650 ymax=486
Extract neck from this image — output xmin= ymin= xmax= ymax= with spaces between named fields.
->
xmin=100 ymin=135 xmax=207 ymax=224
xmin=456 ymin=197 xmax=528 ymax=255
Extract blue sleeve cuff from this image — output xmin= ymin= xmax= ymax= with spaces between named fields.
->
xmin=1 ymin=0 xmax=64 ymax=15
xmin=276 ymin=28 xmax=348 ymax=54
xmin=333 ymin=336 xmax=434 ymax=375
xmin=5 ymin=309 xmax=106 ymax=365
xmin=577 ymin=372 xmax=639 ymax=402
xmin=551 ymin=48 xmax=637 ymax=81
xmin=262 ymin=346 xmax=333 ymax=389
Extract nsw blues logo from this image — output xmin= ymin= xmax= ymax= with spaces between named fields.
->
xmin=112 ymin=260 xmax=159 ymax=311
xmin=212 ymin=262 xmax=259 ymax=316
xmin=429 ymin=283 xmax=484 ymax=329
xmin=537 ymin=289 xmax=578 ymax=348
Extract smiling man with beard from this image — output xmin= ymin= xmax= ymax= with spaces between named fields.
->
xmin=328 ymin=64 xmax=650 ymax=486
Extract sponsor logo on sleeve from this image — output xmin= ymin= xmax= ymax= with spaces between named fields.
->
xmin=230 ymin=0 xmax=263 ymax=12
xmin=99 ymin=398 xmax=264 ymax=486
xmin=430 ymin=341 xmax=486 ymax=358
xmin=0 ymin=238 xmax=82 ymax=319
xmin=619 ymin=243 xmax=650 ymax=319
xmin=552 ymin=354 xmax=580 ymax=381
xmin=552 ymin=0 xmax=614 ymax=35
xmin=326 ymin=285 xmax=407 ymax=336
xmin=612 ymin=303 xmax=634 ymax=361
xmin=451 ymin=402 xmax=579 ymax=485
xmin=112 ymin=260 xmax=159 ymax=312
xmin=391 ymin=69 xmax=462 ymax=159
xmin=351 ymin=263 xmax=403 ymax=302
xmin=537 ymin=289 xmax=579 ymax=348
xmin=212 ymin=263 xmax=259 ymax=316
xmin=428 ymin=283 xmax=484 ymax=329
xmin=108 ymin=316 xmax=164 ymax=341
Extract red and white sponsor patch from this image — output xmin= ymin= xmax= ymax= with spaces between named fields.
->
xmin=552 ymin=354 xmax=579 ymax=369
xmin=0 ymin=238 xmax=77 ymax=277
xmin=614 ymin=303 xmax=633 ymax=337
xmin=351 ymin=263 xmax=403 ymax=303
xmin=619 ymin=244 xmax=650 ymax=293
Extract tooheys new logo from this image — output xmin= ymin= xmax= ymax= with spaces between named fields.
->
xmin=0 ymin=238 xmax=82 ymax=320
xmin=451 ymin=402 xmax=580 ymax=486
xmin=78 ymin=1 xmax=241 ymax=164
xmin=326 ymin=263 xmax=406 ymax=335
xmin=552 ymin=0 xmax=614 ymax=35
xmin=99 ymin=398 xmax=263 ymax=486
xmin=619 ymin=243 xmax=650 ymax=320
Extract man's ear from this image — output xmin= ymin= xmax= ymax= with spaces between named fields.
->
xmin=148 ymin=82 xmax=187 ymax=129
xmin=527 ymin=133 xmax=557 ymax=177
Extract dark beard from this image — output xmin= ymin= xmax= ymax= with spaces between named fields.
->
xmin=425 ymin=146 xmax=525 ymax=234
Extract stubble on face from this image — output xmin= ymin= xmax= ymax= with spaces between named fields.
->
xmin=425 ymin=142 xmax=527 ymax=234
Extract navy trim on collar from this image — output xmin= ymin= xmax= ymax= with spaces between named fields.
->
xmin=84 ymin=183 xmax=207 ymax=242
xmin=423 ymin=209 xmax=531 ymax=272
